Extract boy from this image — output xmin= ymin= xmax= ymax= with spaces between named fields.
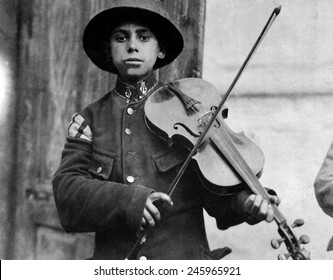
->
xmin=52 ymin=0 xmax=279 ymax=260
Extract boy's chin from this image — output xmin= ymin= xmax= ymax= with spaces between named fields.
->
xmin=120 ymin=69 xmax=152 ymax=82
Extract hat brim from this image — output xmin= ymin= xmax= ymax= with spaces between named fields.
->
xmin=83 ymin=7 xmax=184 ymax=73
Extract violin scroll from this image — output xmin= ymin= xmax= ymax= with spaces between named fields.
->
xmin=271 ymin=219 xmax=310 ymax=260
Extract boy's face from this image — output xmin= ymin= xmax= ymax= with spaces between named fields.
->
xmin=109 ymin=21 xmax=165 ymax=83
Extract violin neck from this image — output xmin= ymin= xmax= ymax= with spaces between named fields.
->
xmin=209 ymin=122 xmax=285 ymax=224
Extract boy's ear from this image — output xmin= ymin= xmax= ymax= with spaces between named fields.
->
xmin=157 ymin=48 xmax=166 ymax=59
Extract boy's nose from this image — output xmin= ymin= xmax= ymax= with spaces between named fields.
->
xmin=127 ymin=37 xmax=139 ymax=53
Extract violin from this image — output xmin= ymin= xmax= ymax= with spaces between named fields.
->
xmin=145 ymin=78 xmax=310 ymax=260
xmin=145 ymin=78 xmax=265 ymax=194
xmin=126 ymin=6 xmax=310 ymax=260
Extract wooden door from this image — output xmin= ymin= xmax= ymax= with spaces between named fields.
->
xmin=10 ymin=0 xmax=206 ymax=259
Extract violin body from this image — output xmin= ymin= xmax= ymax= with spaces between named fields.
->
xmin=145 ymin=78 xmax=264 ymax=194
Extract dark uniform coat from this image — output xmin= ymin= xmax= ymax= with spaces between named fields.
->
xmin=52 ymin=73 xmax=256 ymax=260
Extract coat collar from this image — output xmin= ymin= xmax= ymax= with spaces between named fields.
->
xmin=114 ymin=73 xmax=159 ymax=103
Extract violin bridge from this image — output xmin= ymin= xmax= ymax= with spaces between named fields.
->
xmin=198 ymin=111 xmax=213 ymax=127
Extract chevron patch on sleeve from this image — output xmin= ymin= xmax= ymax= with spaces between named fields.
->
xmin=68 ymin=113 xmax=93 ymax=142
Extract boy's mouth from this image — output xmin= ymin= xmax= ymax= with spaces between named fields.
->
xmin=124 ymin=58 xmax=143 ymax=62
xmin=124 ymin=58 xmax=143 ymax=66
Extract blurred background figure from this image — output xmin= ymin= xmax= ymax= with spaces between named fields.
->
xmin=314 ymin=141 xmax=333 ymax=251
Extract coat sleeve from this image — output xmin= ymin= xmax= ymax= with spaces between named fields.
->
xmin=314 ymin=141 xmax=333 ymax=218
xmin=197 ymin=168 xmax=277 ymax=230
xmin=201 ymin=188 xmax=256 ymax=230
xmin=52 ymin=111 xmax=153 ymax=233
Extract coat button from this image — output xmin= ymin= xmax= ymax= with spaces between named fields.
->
xmin=139 ymin=256 xmax=147 ymax=260
xmin=96 ymin=167 xmax=102 ymax=174
xmin=127 ymin=108 xmax=134 ymax=115
xmin=125 ymin=128 xmax=132 ymax=135
xmin=126 ymin=176 xmax=135 ymax=183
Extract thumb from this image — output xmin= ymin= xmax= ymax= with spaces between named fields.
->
xmin=149 ymin=192 xmax=173 ymax=206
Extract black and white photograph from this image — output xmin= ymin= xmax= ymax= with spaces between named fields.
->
xmin=0 ymin=0 xmax=332 ymax=278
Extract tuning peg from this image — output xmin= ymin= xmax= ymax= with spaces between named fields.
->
xmin=291 ymin=219 xmax=304 ymax=228
xmin=299 ymin=235 xmax=310 ymax=244
xmin=278 ymin=253 xmax=291 ymax=260
xmin=271 ymin=237 xmax=285 ymax=249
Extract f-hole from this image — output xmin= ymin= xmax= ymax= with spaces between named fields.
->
xmin=174 ymin=123 xmax=202 ymax=137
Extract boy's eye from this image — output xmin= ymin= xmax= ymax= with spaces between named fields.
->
xmin=116 ymin=35 xmax=127 ymax=42
xmin=140 ymin=34 xmax=151 ymax=42
xmin=113 ymin=33 xmax=127 ymax=42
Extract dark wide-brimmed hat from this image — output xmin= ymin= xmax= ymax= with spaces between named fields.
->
xmin=83 ymin=0 xmax=184 ymax=73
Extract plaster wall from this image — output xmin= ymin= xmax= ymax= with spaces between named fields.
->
xmin=203 ymin=0 xmax=333 ymax=259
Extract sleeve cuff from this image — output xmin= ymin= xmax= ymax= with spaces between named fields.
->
xmin=125 ymin=185 xmax=154 ymax=232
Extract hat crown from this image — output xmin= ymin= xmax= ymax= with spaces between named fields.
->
xmin=108 ymin=0 xmax=168 ymax=17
